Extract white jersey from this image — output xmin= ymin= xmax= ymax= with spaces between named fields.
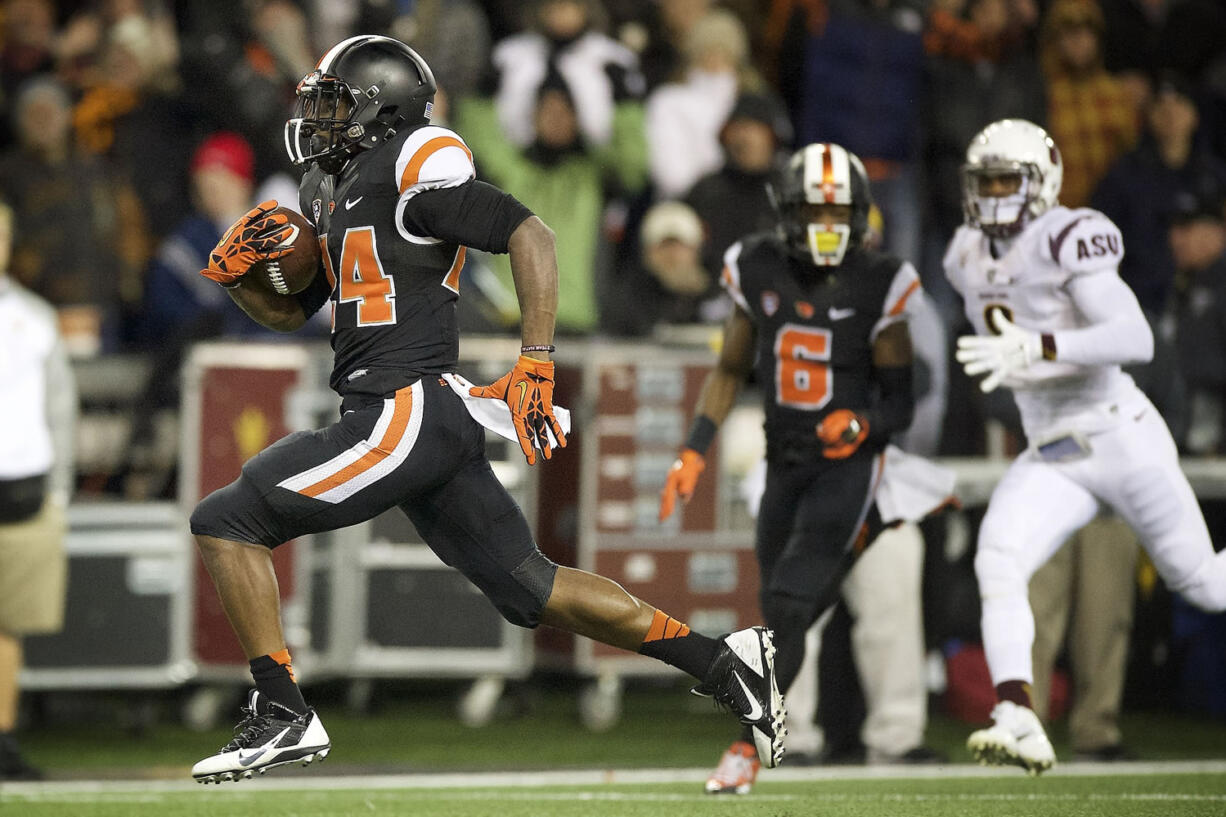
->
xmin=944 ymin=206 xmax=1144 ymax=438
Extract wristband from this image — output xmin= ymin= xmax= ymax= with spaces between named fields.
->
xmin=1041 ymin=333 xmax=1057 ymax=361
xmin=521 ymin=344 xmax=556 ymax=354
xmin=684 ymin=415 xmax=718 ymax=456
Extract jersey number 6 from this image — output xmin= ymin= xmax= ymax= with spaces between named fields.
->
xmin=775 ymin=324 xmax=832 ymax=410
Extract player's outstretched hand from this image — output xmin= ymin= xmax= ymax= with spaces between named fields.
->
xmin=955 ymin=308 xmax=1042 ymax=393
xmin=816 ymin=409 xmax=869 ymax=458
xmin=658 ymin=449 xmax=705 ymax=521
xmin=201 ymin=200 xmax=298 ymax=287
xmin=469 ymin=355 xmax=566 ymax=465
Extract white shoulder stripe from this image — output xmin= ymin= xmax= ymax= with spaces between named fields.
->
xmin=871 ymin=262 xmax=921 ymax=342
xmin=720 ymin=242 xmax=752 ymax=315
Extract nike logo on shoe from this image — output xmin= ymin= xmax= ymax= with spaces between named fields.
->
xmin=237 ymin=727 xmax=291 ymax=767
xmin=733 ymin=671 xmax=764 ymax=721
xmin=345 ymin=196 xmax=364 ymax=210
xmin=828 ymin=306 xmax=856 ymax=321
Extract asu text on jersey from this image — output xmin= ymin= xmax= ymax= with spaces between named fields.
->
xmin=721 ymin=235 xmax=920 ymax=456
xmin=300 ymin=124 xmax=474 ymax=395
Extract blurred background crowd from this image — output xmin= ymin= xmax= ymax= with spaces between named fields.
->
xmin=4 ymin=0 xmax=1226 ymax=493
xmin=2 ymin=0 xmax=1226 ymax=758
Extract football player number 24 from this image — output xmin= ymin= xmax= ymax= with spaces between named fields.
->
xmin=320 ymin=228 xmax=396 ymax=326
xmin=775 ymin=324 xmax=832 ymax=409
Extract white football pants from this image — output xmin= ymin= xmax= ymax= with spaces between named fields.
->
xmin=977 ymin=398 xmax=1226 ymax=685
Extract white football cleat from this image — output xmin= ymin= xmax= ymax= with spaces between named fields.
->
xmin=967 ymin=700 xmax=1055 ymax=776
xmin=192 ymin=690 xmax=331 ymax=783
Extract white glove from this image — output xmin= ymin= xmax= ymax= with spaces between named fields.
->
xmin=956 ymin=308 xmax=1042 ymax=393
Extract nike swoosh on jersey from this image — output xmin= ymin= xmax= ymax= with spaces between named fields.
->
xmin=828 ymin=306 xmax=856 ymax=320
xmin=237 ymin=726 xmax=291 ymax=767
xmin=733 ymin=671 xmax=765 ymax=721
xmin=345 ymin=196 xmax=364 ymax=210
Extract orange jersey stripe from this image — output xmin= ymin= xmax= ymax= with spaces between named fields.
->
xmin=443 ymin=245 xmax=466 ymax=293
xmin=888 ymin=279 xmax=921 ymax=316
xmin=299 ymin=387 xmax=414 ymax=497
xmin=399 ymin=136 xmax=474 ymax=194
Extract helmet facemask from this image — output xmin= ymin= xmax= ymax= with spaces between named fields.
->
xmin=799 ymin=204 xmax=854 ymax=267
xmin=286 ymin=71 xmax=367 ymax=174
xmin=961 ymin=162 xmax=1043 ymax=239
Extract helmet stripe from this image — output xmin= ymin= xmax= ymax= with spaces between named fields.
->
xmin=317 ymin=35 xmax=374 ymax=71
xmin=821 ymin=145 xmax=836 ymax=203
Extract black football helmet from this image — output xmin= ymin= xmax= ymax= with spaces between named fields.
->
xmin=770 ymin=143 xmax=872 ymax=267
xmin=285 ymin=35 xmax=436 ymax=174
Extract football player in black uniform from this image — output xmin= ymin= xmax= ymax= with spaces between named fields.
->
xmin=660 ymin=143 xmax=920 ymax=794
xmin=187 ymin=35 xmax=784 ymax=783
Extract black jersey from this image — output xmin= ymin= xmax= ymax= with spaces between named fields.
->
xmin=300 ymin=124 xmax=478 ymax=396
xmin=721 ymin=234 xmax=920 ymax=456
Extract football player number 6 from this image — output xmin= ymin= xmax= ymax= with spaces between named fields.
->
xmin=775 ymin=324 xmax=832 ymax=409
xmin=320 ymin=228 xmax=396 ymax=327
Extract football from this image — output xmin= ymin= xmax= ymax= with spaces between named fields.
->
xmin=251 ymin=206 xmax=321 ymax=295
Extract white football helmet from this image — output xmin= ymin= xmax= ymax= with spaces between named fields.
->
xmin=961 ymin=119 xmax=1063 ymax=239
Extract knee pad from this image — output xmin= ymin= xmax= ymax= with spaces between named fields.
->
xmin=189 ymin=477 xmax=282 ymax=547
xmin=500 ymin=549 xmax=558 ymax=627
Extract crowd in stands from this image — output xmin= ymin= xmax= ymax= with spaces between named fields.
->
xmin=2 ymin=0 xmax=1225 ymax=481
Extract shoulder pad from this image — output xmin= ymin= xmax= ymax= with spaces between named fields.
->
xmin=394 ymin=125 xmax=475 ymax=198
xmin=1044 ymin=208 xmax=1124 ymax=275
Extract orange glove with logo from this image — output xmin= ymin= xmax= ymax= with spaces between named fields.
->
xmin=469 ymin=355 xmax=567 ymax=465
xmin=658 ymin=449 xmax=706 ymax=521
xmin=201 ymin=200 xmax=298 ymax=287
xmin=816 ymin=410 xmax=869 ymax=459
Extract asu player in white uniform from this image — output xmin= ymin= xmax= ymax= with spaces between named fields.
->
xmin=945 ymin=119 xmax=1226 ymax=775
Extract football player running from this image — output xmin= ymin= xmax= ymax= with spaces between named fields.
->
xmin=660 ymin=143 xmax=922 ymax=794
xmin=946 ymin=119 xmax=1226 ymax=775
xmin=188 ymin=35 xmax=784 ymax=783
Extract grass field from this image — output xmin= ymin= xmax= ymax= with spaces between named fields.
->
xmin=3 ymin=680 xmax=1223 ymax=816
xmin=5 ymin=767 xmax=1226 ymax=817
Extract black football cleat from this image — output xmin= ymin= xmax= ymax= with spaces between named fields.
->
xmin=692 ymin=627 xmax=787 ymax=768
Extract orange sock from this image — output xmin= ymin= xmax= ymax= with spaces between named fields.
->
xmin=250 ymin=648 xmax=307 ymax=714
xmin=642 ymin=609 xmax=691 ymax=642
xmin=268 ymin=648 xmax=297 ymax=683
xmin=638 ymin=610 xmax=716 ymax=679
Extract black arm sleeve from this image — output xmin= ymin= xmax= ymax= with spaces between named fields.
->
xmin=294 ymin=267 xmax=332 ymax=319
xmin=863 ymin=364 xmax=915 ymax=445
xmin=400 ymin=180 xmax=534 ymax=253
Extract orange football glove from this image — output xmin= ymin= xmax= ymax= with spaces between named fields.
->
xmin=469 ymin=355 xmax=567 ymax=465
xmin=200 ymin=200 xmax=298 ymax=287
xmin=658 ymin=449 xmax=706 ymax=522
xmin=816 ymin=409 xmax=869 ymax=459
